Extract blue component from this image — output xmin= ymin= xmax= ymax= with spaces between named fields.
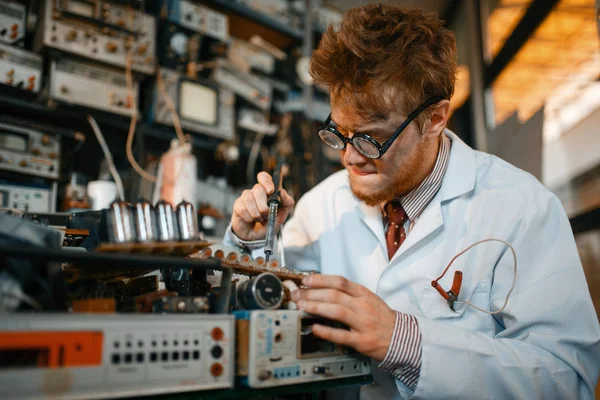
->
xmin=168 ymin=0 xmax=181 ymax=24
xmin=273 ymin=366 xmax=301 ymax=379
xmin=233 ymin=310 xmax=251 ymax=320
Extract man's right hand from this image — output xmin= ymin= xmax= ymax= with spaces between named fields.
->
xmin=231 ymin=172 xmax=295 ymax=242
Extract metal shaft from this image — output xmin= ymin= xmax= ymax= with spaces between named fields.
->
xmin=264 ymin=202 xmax=278 ymax=262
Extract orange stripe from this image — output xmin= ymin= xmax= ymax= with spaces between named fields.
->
xmin=0 ymin=332 xmax=103 ymax=368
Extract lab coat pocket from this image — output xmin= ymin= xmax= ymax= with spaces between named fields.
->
xmin=419 ymin=280 xmax=492 ymax=326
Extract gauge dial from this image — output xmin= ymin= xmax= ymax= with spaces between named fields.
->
xmin=169 ymin=32 xmax=188 ymax=57
xmin=237 ymin=272 xmax=283 ymax=310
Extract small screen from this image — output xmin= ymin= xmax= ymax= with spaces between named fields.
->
xmin=0 ymin=132 xmax=27 ymax=152
xmin=179 ymin=81 xmax=218 ymax=126
xmin=0 ymin=349 xmax=50 ymax=369
xmin=298 ymin=317 xmax=342 ymax=358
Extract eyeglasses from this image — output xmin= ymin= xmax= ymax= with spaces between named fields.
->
xmin=317 ymin=96 xmax=444 ymax=159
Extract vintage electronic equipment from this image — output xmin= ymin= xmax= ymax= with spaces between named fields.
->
xmin=149 ymin=69 xmax=235 ymax=140
xmin=0 ymin=314 xmax=235 ymax=399
xmin=193 ymin=246 xmax=313 ymax=286
xmin=0 ymin=181 xmax=55 ymax=213
xmin=0 ymin=0 xmax=25 ymax=44
xmin=0 ymin=122 xmax=60 ymax=180
xmin=49 ymin=58 xmax=139 ymax=116
xmin=213 ymin=59 xmax=273 ymax=111
xmin=35 ymin=0 xmax=156 ymax=74
xmin=234 ymin=309 xmax=371 ymax=388
xmin=157 ymin=0 xmax=229 ymax=42
xmin=229 ymin=38 xmax=275 ymax=75
xmin=236 ymin=272 xmax=284 ymax=310
xmin=0 ymin=43 xmax=43 ymax=93
xmin=157 ymin=22 xmax=201 ymax=70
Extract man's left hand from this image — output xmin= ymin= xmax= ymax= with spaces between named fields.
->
xmin=291 ymin=274 xmax=397 ymax=362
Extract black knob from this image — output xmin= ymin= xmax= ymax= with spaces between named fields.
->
xmin=313 ymin=366 xmax=328 ymax=375
xmin=210 ymin=345 xmax=223 ymax=359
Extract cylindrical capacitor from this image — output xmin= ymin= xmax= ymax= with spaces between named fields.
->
xmin=267 ymin=258 xmax=280 ymax=271
xmin=198 ymin=247 xmax=213 ymax=259
xmin=225 ymin=252 xmax=239 ymax=265
xmin=214 ymin=249 xmax=225 ymax=260
xmin=253 ymin=256 xmax=266 ymax=270
xmin=155 ymin=200 xmax=180 ymax=241
xmin=107 ymin=200 xmax=135 ymax=243
xmin=236 ymin=272 xmax=284 ymax=310
xmin=176 ymin=200 xmax=199 ymax=241
xmin=133 ymin=199 xmax=158 ymax=242
xmin=239 ymin=254 xmax=252 ymax=268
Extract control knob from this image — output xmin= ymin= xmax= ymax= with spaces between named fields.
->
xmin=106 ymin=42 xmax=118 ymax=53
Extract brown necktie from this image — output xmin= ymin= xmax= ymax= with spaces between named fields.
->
xmin=384 ymin=200 xmax=407 ymax=260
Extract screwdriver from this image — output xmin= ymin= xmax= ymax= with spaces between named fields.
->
xmin=264 ymin=158 xmax=284 ymax=262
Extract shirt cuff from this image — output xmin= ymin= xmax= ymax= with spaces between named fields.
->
xmin=225 ymin=224 xmax=267 ymax=251
xmin=378 ymin=311 xmax=422 ymax=391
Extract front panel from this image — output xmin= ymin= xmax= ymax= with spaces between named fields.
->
xmin=0 ymin=314 xmax=235 ymax=399
xmin=49 ymin=58 xmax=139 ymax=116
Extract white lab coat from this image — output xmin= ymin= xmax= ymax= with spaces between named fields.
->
xmin=225 ymin=130 xmax=600 ymax=399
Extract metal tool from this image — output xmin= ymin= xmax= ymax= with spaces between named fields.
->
xmin=264 ymin=158 xmax=284 ymax=262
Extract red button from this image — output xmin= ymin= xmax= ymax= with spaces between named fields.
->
xmin=211 ymin=327 xmax=224 ymax=341
xmin=210 ymin=363 xmax=223 ymax=377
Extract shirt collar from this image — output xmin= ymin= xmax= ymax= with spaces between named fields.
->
xmin=384 ymin=134 xmax=452 ymax=222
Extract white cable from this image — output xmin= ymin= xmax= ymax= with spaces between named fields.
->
xmin=87 ymin=115 xmax=125 ymax=201
xmin=451 ymin=238 xmax=517 ymax=315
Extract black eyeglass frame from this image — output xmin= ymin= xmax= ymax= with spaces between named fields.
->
xmin=318 ymin=96 xmax=445 ymax=159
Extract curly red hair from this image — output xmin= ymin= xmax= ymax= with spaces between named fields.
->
xmin=310 ymin=4 xmax=457 ymax=121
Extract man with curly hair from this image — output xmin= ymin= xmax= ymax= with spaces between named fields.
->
xmin=225 ymin=4 xmax=600 ymax=398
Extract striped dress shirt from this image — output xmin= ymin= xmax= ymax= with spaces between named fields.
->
xmin=378 ymin=134 xmax=451 ymax=390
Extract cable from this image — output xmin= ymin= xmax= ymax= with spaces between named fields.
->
xmin=125 ymin=51 xmax=157 ymax=183
xmin=156 ymin=68 xmax=186 ymax=144
xmin=62 ymin=132 xmax=86 ymax=158
xmin=436 ymin=238 xmax=517 ymax=315
xmin=86 ymin=115 xmax=125 ymax=201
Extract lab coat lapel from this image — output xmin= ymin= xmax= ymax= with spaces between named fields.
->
xmin=391 ymin=198 xmax=443 ymax=261
xmin=356 ymin=202 xmax=387 ymax=251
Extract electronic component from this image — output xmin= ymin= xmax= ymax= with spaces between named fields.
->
xmin=236 ymin=272 xmax=284 ymax=310
xmin=49 ymin=58 xmax=139 ymax=116
xmin=153 ymin=296 xmax=210 ymax=313
xmin=0 ymin=1 xmax=25 ymax=44
xmin=192 ymin=246 xmax=313 ymax=286
xmin=0 ymin=314 xmax=235 ymax=399
xmin=234 ymin=310 xmax=371 ymax=388
xmin=213 ymin=59 xmax=272 ymax=111
xmin=0 ymin=43 xmax=42 ymax=92
xmin=148 ymin=68 xmax=235 ymax=140
xmin=265 ymin=159 xmax=283 ymax=261
xmin=36 ymin=1 xmax=156 ymax=74
xmin=157 ymin=22 xmax=201 ymax=69
xmin=0 ymin=181 xmax=55 ymax=213
xmin=157 ymin=0 xmax=229 ymax=42
xmin=0 ymin=122 xmax=60 ymax=180
xmin=229 ymin=38 xmax=275 ymax=75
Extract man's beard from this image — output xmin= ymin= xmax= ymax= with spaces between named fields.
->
xmin=349 ymin=175 xmax=404 ymax=207
xmin=348 ymin=142 xmax=427 ymax=207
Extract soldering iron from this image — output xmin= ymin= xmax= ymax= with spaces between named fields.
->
xmin=264 ymin=158 xmax=284 ymax=262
